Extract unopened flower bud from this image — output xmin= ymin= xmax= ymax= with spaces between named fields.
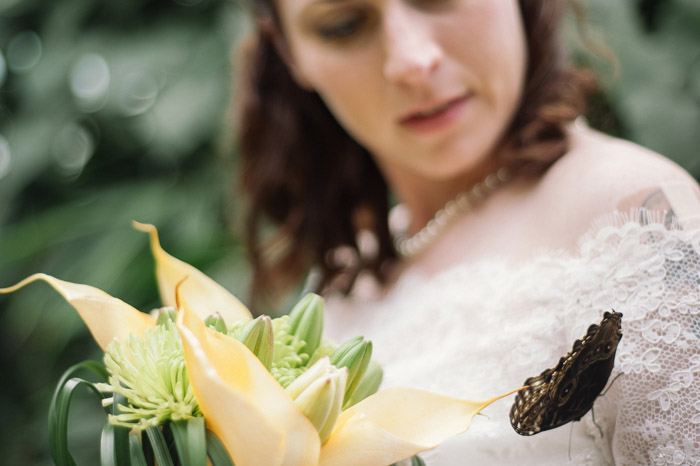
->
xmin=286 ymin=357 xmax=347 ymax=443
xmin=286 ymin=357 xmax=331 ymax=399
xmin=329 ymin=336 xmax=372 ymax=405
xmin=344 ymin=360 xmax=383 ymax=408
xmin=204 ymin=312 xmax=227 ymax=334
xmin=153 ymin=307 xmax=177 ymax=326
xmin=237 ymin=315 xmax=274 ymax=370
xmin=288 ymin=293 xmax=324 ymax=358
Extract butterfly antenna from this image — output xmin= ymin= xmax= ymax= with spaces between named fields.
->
xmin=568 ymin=422 xmax=574 ymax=461
xmin=589 ymin=372 xmax=623 ymax=439
xmin=591 ymin=406 xmax=604 ymax=438
xmin=600 ymin=372 xmax=623 ymax=397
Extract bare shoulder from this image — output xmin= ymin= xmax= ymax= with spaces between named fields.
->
xmin=534 ymin=124 xmax=699 ymax=242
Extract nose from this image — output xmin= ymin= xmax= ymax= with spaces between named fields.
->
xmin=382 ymin=7 xmax=442 ymax=87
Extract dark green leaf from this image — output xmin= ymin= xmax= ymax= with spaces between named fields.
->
xmin=205 ymin=429 xmax=235 ymax=466
xmin=129 ymin=434 xmax=148 ymax=466
xmin=140 ymin=428 xmax=155 ymax=466
xmin=48 ymin=361 xmax=109 ymax=466
xmin=100 ymin=422 xmax=116 ymax=466
xmin=145 ymin=427 xmax=175 ymax=466
xmin=171 ymin=418 xmax=207 ymax=466
xmin=111 ymin=393 xmax=131 ymax=465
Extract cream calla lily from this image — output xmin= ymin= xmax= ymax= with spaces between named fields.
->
xmin=0 ymin=273 xmax=154 ymax=351
xmin=318 ymin=387 xmax=520 ymax=466
xmin=176 ymin=290 xmax=519 ymax=466
xmin=132 ymin=221 xmax=252 ymax=325
xmin=0 ymin=223 xmax=253 ymax=349
xmin=177 ymin=295 xmax=321 ymax=466
xmin=1 ymin=224 xmax=521 ymax=465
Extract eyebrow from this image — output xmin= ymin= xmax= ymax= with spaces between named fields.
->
xmin=307 ymin=0 xmax=353 ymax=5
xmin=299 ymin=0 xmax=353 ymax=17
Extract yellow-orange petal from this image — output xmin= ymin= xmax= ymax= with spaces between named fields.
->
xmin=0 ymin=273 xmax=154 ymax=351
xmin=133 ymin=221 xmax=252 ymax=325
xmin=319 ymin=387 xmax=520 ymax=466
xmin=176 ymin=295 xmax=320 ymax=466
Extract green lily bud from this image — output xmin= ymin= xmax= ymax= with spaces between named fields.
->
xmin=344 ymin=360 xmax=383 ymax=408
xmin=286 ymin=356 xmax=331 ymax=399
xmin=288 ymin=293 xmax=324 ymax=358
xmin=236 ymin=315 xmax=274 ymax=370
xmin=317 ymin=366 xmax=347 ymax=443
xmin=329 ymin=336 xmax=372 ymax=405
xmin=153 ymin=307 xmax=177 ymax=326
xmin=204 ymin=312 xmax=228 ymax=334
xmin=286 ymin=357 xmax=347 ymax=443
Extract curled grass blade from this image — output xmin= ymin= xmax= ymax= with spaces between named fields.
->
xmin=171 ymin=418 xmax=207 ymax=466
xmin=107 ymin=393 xmax=131 ymax=466
xmin=140 ymin=428 xmax=155 ymax=465
xmin=129 ymin=434 xmax=148 ymax=466
xmin=48 ymin=361 xmax=109 ymax=466
xmin=101 ymin=423 xmax=115 ymax=466
xmin=205 ymin=429 xmax=235 ymax=466
xmin=145 ymin=426 xmax=175 ymax=466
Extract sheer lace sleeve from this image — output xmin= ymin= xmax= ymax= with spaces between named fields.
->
xmin=574 ymin=181 xmax=700 ymax=465
xmin=324 ymin=182 xmax=700 ymax=465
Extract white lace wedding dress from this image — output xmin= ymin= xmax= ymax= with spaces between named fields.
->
xmin=324 ymin=183 xmax=700 ymax=466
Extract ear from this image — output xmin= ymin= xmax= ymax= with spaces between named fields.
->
xmin=258 ymin=16 xmax=314 ymax=91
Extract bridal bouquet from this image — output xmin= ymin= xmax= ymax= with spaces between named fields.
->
xmin=1 ymin=222 xmax=515 ymax=466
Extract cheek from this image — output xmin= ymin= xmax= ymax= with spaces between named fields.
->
xmin=492 ymin=6 xmax=528 ymax=104
xmin=299 ymin=52 xmax=386 ymax=147
xmin=444 ymin=1 xmax=527 ymax=108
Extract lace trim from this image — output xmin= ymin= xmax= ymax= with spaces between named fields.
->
xmin=325 ymin=208 xmax=700 ymax=465
xmin=578 ymin=208 xmax=682 ymax=248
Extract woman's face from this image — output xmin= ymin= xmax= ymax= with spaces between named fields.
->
xmin=275 ymin=0 xmax=527 ymax=185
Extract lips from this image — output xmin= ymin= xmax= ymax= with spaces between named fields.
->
xmin=399 ymin=94 xmax=471 ymax=133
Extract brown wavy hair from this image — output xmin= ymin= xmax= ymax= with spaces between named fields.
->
xmin=235 ymin=0 xmax=594 ymax=306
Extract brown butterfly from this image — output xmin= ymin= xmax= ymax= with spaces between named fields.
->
xmin=510 ymin=310 xmax=623 ymax=436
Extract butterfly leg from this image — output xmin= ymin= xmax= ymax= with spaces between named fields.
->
xmin=591 ymin=372 xmax=624 ymax=439
xmin=591 ymin=407 xmax=604 ymax=438
xmin=600 ymin=372 xmax=623 ymax=397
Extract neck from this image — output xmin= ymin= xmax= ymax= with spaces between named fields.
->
xmin=388 ymin=165 xmax=512 ymax=258
xmin=385 ymin=163 xmax=503 ymax=234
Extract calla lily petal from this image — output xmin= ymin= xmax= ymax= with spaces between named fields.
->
xmin=133 ymin=221 xmax=252 ymax=325
xmin=176 ymin=293 xmax=321 ymax=466
xmin=319 ymin=387 xmax=520 ymax=466
xmin=0 ymin=273 xmax=154 ymax=351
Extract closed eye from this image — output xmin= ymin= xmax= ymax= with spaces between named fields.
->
xmin=317 ymin=15 xmax=363 ymax=39
xmin=312 ymin=8 xmax=373 ymax=43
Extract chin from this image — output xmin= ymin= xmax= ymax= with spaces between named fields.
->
xmin=424 ymin=140 xmax=497 ymax=178
xmin=414 ymin=156 xmax=486 ymax=182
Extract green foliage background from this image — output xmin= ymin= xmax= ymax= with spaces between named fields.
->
xmin=0 ymin=0 xmax=698 ymax=464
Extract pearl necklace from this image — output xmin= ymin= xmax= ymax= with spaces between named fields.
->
xmin=390 ymin=167 xmax=512 ymax=258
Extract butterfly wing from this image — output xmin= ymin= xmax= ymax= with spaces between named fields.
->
xmin=509 ymin=311 xmax=623 ymax=436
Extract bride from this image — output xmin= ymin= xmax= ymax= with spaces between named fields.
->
xmin=234 ymin=0 xmax=700 ymax=464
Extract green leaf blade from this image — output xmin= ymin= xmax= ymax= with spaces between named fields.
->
xmin=129 ymin=434 xmax=149 ymax=466
xmin=48 ymin=361 xmax=109 ymax=466
xmin=205 ymin=429 xmax=235 ymax=466
xmin=145 ymin=427 xmax=175 ymax=466
xmin=171 ymin=418 xmax=207 ymax=466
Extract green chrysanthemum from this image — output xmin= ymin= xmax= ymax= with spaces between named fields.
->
xmin=308 ymin=337 xmax=338 ymax=366
xmin=269 ymin=315 xmax=309 ymax=387
xmin=98 ymin=319 xmax=201 ymax=430
xmin=97 ymin=308 xmax=339 ymax=429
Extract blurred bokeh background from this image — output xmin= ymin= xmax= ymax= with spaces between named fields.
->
xmin=0 ymin=0 xmax=698 ymax=463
